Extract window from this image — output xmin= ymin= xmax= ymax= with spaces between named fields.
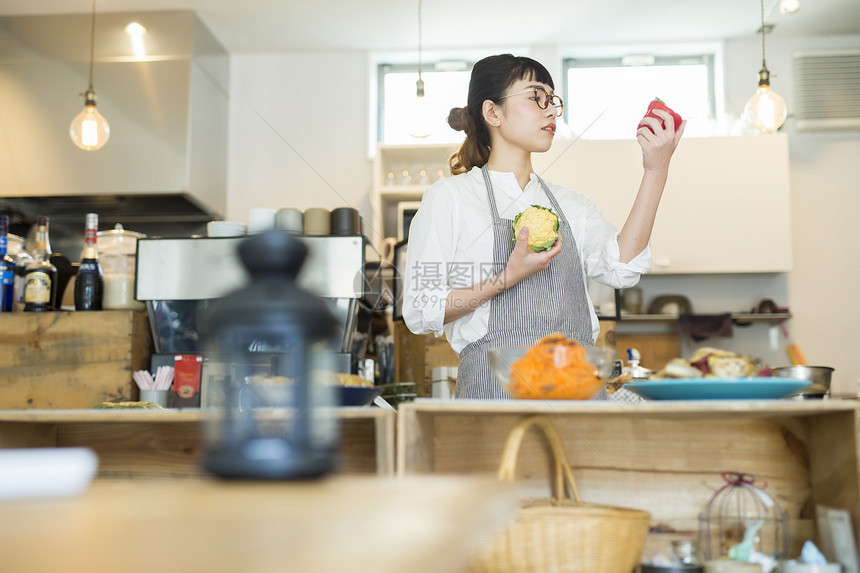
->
xmin=563 ymin=55 xmax=716 ymax=140
xmin=378 ymin=63 xmax=471 ymax=145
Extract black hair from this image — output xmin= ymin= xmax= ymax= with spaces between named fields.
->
xmin=447 ymin=54 xmax=555 ymax=174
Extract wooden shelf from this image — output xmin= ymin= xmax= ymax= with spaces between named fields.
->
xmin=397 ymin=400 xmax=860 ymax=558
xmin=0 ymin=407 xmax=396 ymax=477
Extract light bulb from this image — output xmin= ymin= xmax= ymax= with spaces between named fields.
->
xmin=743 ymin=68 xmax=787 ymax=132
xmin=70 ymin=89 xmax=110 ymax=151
xmin=779 ymin=0 xmax=799 ymax=14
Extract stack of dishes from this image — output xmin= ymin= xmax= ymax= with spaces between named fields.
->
xmin=207 ymin=221 xmax=247 ymax=237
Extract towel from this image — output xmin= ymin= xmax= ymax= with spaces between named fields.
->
xmin=678 ymin=313 xmax=733 ymax=341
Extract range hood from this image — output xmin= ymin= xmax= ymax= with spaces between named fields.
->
xmin=0 ymin=11 xmax=229 ymax=225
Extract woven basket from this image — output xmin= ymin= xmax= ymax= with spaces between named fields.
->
xmin=469 ymin=415 xmax=651 ymax=573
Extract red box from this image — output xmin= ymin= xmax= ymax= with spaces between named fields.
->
xmin=173 ymin=354 xmax=202 ymax=408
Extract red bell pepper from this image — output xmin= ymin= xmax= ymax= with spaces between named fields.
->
xmin=637 ymin=97 xmax=683 ymax=133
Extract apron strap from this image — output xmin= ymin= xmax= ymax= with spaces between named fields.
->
xmin=481 ymin=165 xmax=502 ymax=222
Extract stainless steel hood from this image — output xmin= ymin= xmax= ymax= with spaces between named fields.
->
xmin=0 ymin=11 xmax=228 ymax=221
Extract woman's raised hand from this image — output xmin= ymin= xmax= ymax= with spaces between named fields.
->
xmin=636 ymin=109 xmax=685 ymax=173
xmin=502 ymin=227 xmax=562 ymax=289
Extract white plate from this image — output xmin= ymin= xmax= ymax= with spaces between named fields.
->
xmin=0 ymin=448 xmax=98 ymax=501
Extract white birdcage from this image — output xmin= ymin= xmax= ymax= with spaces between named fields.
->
xmin=698 ymin=472 xmax=789 ymax=562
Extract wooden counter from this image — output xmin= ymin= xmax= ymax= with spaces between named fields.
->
xmin=397 ymin=399 xmax=860 ymax=556
xmin=0 ymin=407 xmax=395 ymax=476
xmin=0 ymin=475 xmax=516 ymax=573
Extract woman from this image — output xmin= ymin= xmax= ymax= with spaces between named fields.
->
xmin=403 ymin=54 xmax=685 ymax=399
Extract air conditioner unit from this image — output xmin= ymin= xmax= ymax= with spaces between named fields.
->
xmin=793 ymin=51 xmax=860 ymax=132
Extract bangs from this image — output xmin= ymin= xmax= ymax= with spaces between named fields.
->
xmin=508 ymin=58 xmax=554 ymax=90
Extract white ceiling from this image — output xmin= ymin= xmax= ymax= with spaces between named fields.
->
xmin=0 ymin=0 xmax=858 ymax=53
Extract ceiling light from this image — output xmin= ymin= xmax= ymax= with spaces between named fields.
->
xmin=743 ymin=0 xmax=788 ymax=132
xmin=125 ymin=21 xmax=147 ymax=57
xmin=69 ymin=0 xmax=110 ymax=151
xmin=125 ymin=22 xmax=146 ymax=36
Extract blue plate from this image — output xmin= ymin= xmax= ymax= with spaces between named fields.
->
xmin=625 ymin=377 xmax=812 ymax=400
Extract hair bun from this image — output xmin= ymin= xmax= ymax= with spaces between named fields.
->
xmin=447 ymin=107 xmax=468 ymax=132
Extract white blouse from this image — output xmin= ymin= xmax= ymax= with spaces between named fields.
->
xmin=402 ymin=166 xmax=651 ymax=354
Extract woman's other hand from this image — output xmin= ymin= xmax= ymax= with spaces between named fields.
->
xmin=503 ymin=227 xmax=562 ymax=288
xmin=636 ymin=109 xmax=686 ymax=173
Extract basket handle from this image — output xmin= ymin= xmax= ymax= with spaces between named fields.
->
xmin=497 ymin=415 xmax=583 ymax=503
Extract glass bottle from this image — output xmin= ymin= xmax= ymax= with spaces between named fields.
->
xmin=74 ymin=213 xmax=103 ymax=311
xmin=23 ymin=217 xmax=57 ymax=312
xmin=0 ymin=215 xmax=15 ymax=312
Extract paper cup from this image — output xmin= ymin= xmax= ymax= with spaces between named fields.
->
xmin=139 ymin=389 xmax=169 ymax=408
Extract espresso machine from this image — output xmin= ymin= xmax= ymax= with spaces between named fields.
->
xmin=135 ymin=233 xmax=371 ymax=406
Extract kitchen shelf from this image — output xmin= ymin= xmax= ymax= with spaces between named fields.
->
xmin=609 ymin=312 xmax=792 ymax=324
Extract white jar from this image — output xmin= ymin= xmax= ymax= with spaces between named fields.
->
xmin=97 ymin=224 xmax=146 ymax=310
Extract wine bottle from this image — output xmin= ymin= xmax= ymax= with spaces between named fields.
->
xmin=23 ymin=217 xmax=57 ymax=312
xmin=74 ymin=212 xmax=103 ymax=311
xmin=0 ymin=215 xmax=15 ymax=312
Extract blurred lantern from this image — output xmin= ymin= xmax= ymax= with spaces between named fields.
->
xmin=200 ymin=230 xmax=340 ymax=480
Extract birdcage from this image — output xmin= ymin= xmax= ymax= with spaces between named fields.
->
xmin=698 ymin=472 xmax=789 ymax=562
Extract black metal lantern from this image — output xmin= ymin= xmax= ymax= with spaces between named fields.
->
xmin=201 ymin=230 xmax=339 ymax=479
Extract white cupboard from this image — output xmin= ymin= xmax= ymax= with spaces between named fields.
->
xmin=371 ymin=134 xmax=792 ymax=274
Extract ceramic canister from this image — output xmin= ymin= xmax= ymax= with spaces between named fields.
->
xmin=330 ymin=207 xmax=360 ymax=236
xmin=248 ymin=208 xmax=276 ymax=234
xmin=275 ymin=208 xmax=303 ymax=233
xmin=303 ymin=208 xmax=331 ymax=236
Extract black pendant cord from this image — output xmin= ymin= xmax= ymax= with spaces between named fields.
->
xmin=760 ymin=0 xmax=767 ymax=69
xmin=88 ymin=0 xmax=96 ymax=91
xmin=416 ymin=0 xmax=424 ymax=96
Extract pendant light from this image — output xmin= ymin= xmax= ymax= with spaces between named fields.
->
xmin=743 ymin=0 xmax=788 ymax=132
xmin=779 ymin=0 xmax=800 ymax=15
xmin=69 ymin=0 xmax=110 ymax=151
xmin=416 ymin=0 xmax=425 ymax=98
xmin=408 ymin=0 xmax=431 ymax=139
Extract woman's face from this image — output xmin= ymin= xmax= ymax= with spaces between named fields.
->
xmin=492 ymin=78 xmax=558 ymax=153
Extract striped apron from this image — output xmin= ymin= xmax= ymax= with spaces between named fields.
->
xmin=456 ymin=165 xmax=605 ymax=400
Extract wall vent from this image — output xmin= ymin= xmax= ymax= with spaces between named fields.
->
xmin=792 ymin=51 xmax=860 ymax=131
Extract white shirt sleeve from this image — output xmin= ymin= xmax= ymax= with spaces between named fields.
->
xmin=402 ymin=181 xmax=456 ymax=337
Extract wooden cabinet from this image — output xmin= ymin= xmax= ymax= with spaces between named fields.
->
xmin=397 ymin=400 xmax=860 ymax=556
xmin=0 ymin=310 xmax=152 ymax=409
xmin=372 ymin=135 xmax=793 ymax=273
xmin=0 ymin=408 xmax=396 ymax=476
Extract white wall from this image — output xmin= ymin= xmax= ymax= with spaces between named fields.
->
xmin=226 ymin=52 xmax=372 ymax=226
xmin=227 ymin=35 xmax=860 ymax=395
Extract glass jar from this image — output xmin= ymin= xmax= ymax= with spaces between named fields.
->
xmin=97 ymin=224 xmax=146 ymax=310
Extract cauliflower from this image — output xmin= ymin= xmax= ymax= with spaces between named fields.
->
xmin=512 ymin=205 xmax=559 ymax=252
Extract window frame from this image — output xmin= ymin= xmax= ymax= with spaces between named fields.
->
xmin=376 ymin=61 xmax=475 ymax=145
xmin=561 ymin=53 xmax=717 ymax=138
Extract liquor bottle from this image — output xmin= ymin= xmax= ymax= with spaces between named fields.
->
xmin=23 ymin=217 xmax=57 ymax=312
xmin=0 ymin=215 xmax=15 ymax=312
xmin=74 ymin=213 xmax=103 ymax=311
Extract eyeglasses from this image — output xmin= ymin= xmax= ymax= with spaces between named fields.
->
xmin=498 ymin=87 xmax=564 ymax=117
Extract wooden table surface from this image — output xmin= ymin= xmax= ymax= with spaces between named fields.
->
xmin=0 ymin=475 xmax=516 ymax=573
